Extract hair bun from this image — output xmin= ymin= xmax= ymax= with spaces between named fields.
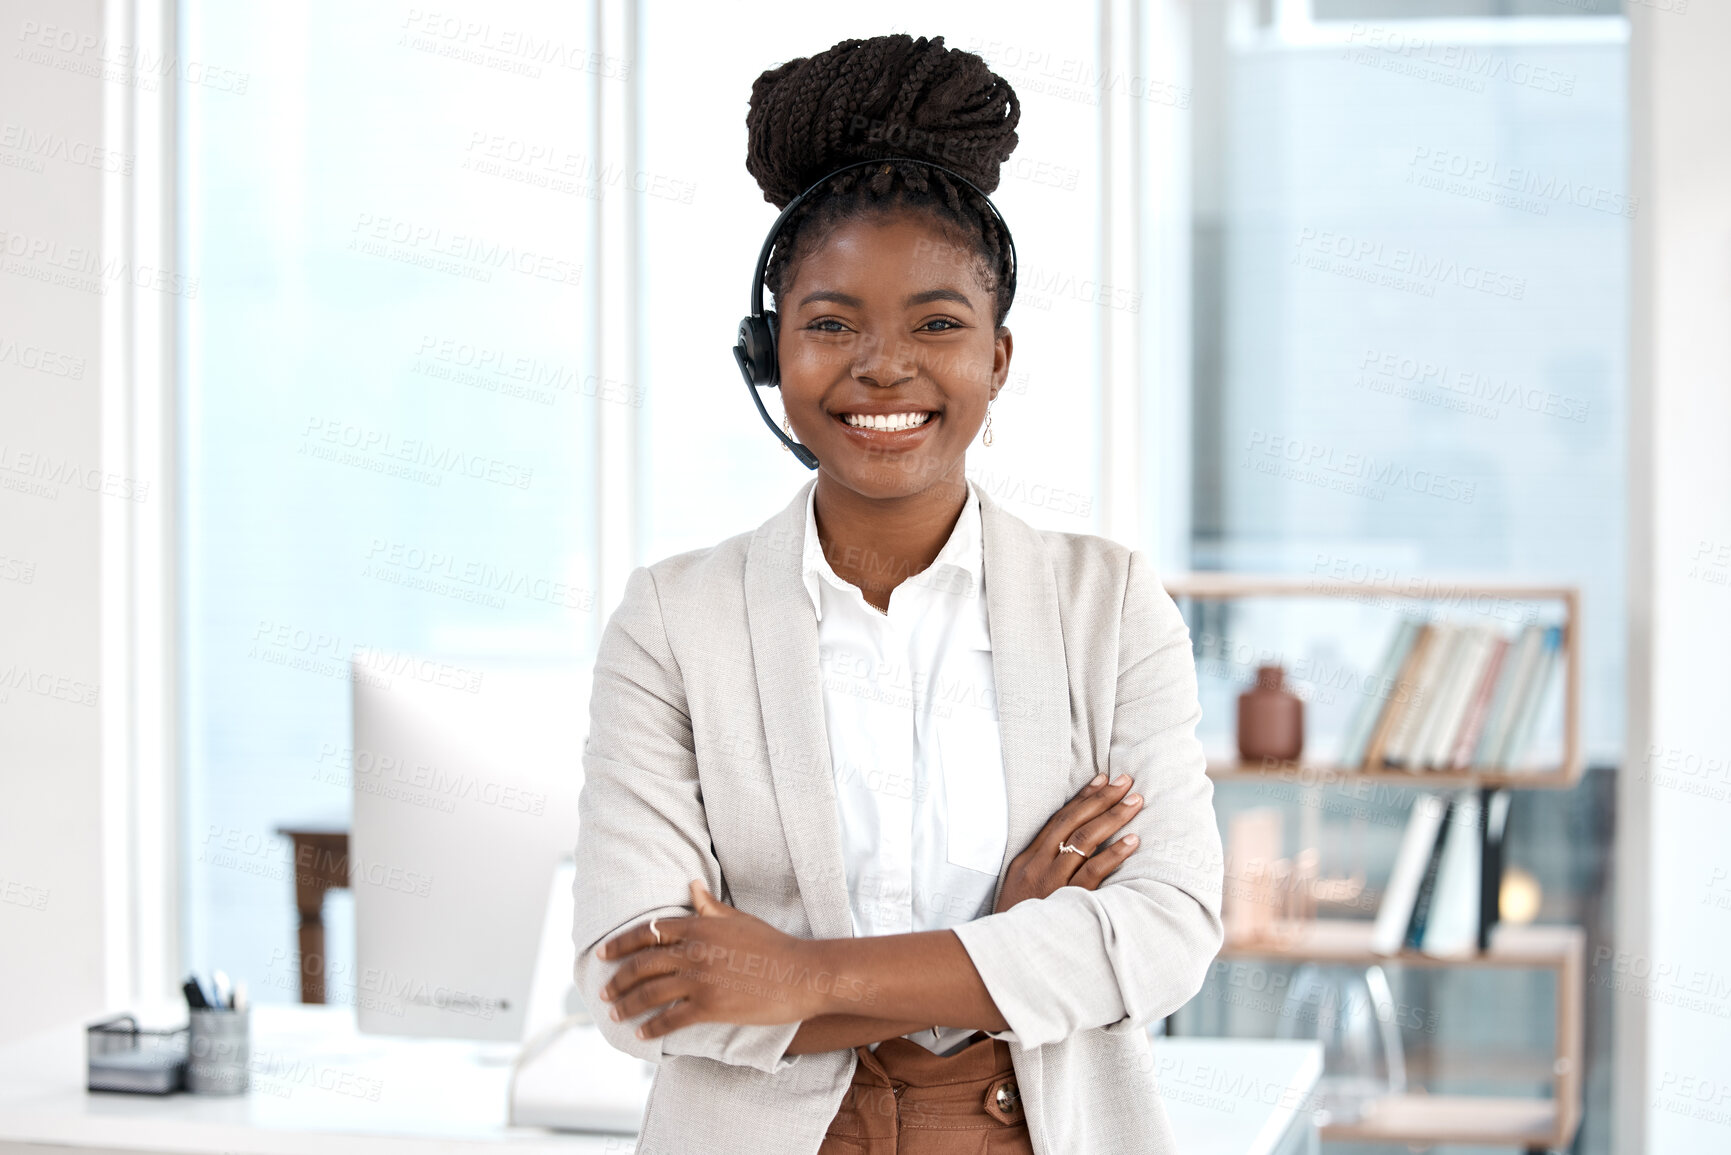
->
xmin=746 ymin=34 xmax=1020 ymax=208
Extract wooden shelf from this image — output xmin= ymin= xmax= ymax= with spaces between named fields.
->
xmin=1217 ymin=920 xmax=1584 ymax=1148
xmin=1163 ymin=572 xmax=1579 ymax=602
xmin=1173 ymin=575 xmax=1587 ymax=1149
xmin=1205 ymin=757 xmax=1581 ymax=790
xmin=1162 ymin=573 xmax=1585 ymax=788
xmin=1400 ymin=1048 xmax=1559 ymax=1085
xmin=1321 ymin=1093 xmax=1559 ymax=1146
xmin=1220 ymin=918 xmax=1583 ymax=968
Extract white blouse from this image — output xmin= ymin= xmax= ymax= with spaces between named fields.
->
xmin=800 ymin=481 xmax=1019 ymax=1056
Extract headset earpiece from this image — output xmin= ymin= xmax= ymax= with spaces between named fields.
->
xmin=734 ymin=312 xmax=778 ymax=388
xmin=736 ymin=303 xmax=817 ymax=466
xmin=764 ymin=309 xmax=779 ymax=379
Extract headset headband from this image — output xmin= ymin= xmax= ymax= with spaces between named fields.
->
xmin=749 ymin=157 xmax=1019 ymax=320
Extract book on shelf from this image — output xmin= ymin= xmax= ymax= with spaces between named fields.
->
xmin=1379 ymin=623 xmax=1458 ymax=770
xmin=1373 ymin=788 xmax=1504 ymax=958
xmin=1479 ymin=790 xmax=1513 ymax=952
xmin=1419 ymin=790 xmax=1483 ymax=957
xmin=1401 ymin=793 xmax=1457 ymax=949
xmin=1447 ymin=633 xmax=1511 ymax=770
xmin=1360 ymin=622 xmax=1438 ymax=770
xmin=1415 ymin=625 xmax=1499 ymax=771
xmin=1473 ymin=624 xmax=1546 ymax=769
xmin=1371 ymin=790 xmax=1448 ymax=955
xmin=1490 ymin=624 xmax=1565 ymax=771
xmin=1338 ymin=618 xmax=1421 ymax=769
xmin=1344 ymin=616 xmax=1564 ymax=775
xmin=1401 ymin=626 xmax=1465 ymax=769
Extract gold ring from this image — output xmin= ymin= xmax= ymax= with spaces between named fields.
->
xmin=1059 ymin=841 xmax=1086 ymax=857
xmin=649 ymin=917 xmax=662 ymax=945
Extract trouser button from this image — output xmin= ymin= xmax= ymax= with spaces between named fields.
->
xmin=985 ymin=1075 xmax=1023 ymax=1124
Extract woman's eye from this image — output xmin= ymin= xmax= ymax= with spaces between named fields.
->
xmin=920 ymin=318 xmax=962 ymax=332
xmin=807 ymin=319 xmax=848 ymax=332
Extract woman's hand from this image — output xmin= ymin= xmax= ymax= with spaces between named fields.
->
xmin=993 ymin=771 xmax=1143 ymax=913
xmin=598 ymin=880 xmax=869 ymax=1041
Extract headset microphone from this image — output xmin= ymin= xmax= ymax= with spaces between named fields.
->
xmin=732 ymin=156 xmax=1018 ymax=471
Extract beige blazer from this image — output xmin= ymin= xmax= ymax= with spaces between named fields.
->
xmin=572 ymin=475 xmax=1224 ymax=1155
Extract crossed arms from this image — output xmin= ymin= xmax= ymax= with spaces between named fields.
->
xmin=571 ymin=550 xmax=1224 ymax=1074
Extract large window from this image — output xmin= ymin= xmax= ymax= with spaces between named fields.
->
xmin=180 ymin=0 xmax=601 ymax=998
xmin=1189 ymin=6 xmax=1627 ymax=762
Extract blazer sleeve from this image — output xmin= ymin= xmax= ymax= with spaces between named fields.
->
xmin=949 ymin=547 xmax=1225 ymax=1049
xmin=571 ymin=564 xmax=804 ymax=1075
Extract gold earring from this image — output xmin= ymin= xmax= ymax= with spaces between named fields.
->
xmin=781 ymin=413 xmax=791 ymax=452
xmin=983 ymin=402 xmax=994 ymax=447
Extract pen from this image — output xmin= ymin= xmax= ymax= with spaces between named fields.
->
xmin=183 ymin=975 xmax=210 ymax=1009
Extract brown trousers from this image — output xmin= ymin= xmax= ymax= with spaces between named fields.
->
xmin=817 ymin=1031 xmax=1034 ymax=1154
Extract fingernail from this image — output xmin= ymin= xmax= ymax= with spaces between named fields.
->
xmin=1090 ymin=772 xmax=1107 ymax=786
xmin=1123 ymin=834 xmax=1139 ymax=846
xmin=636 ymin=1027 xmax=647 ymax=1039
xmin=1126 ymin=793 xmax=1142 ymax=806
xmin=610 ymin=1006 xmax=621 ymax=1021
xmin=1113 ymin=774 xmax=1129 ymax=786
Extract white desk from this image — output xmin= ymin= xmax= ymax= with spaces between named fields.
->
xmin=1152 ymin=1036 xmax=1323 ymax=1155
xmin=0 ymin=1006 xmax=1320 ymax=1155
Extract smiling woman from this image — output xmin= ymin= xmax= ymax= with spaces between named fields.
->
xmin=571 ymin=32 xmax=1224 ymax=1155
xmin=744 ymin=36 xmax=1022 ymax=613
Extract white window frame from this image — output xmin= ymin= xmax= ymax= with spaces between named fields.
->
xmin=101 ymin=0 xmax=181 ymax=1011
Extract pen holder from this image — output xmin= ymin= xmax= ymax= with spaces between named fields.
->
xmin=186 ymin=1006 xmax=250 ymax=1094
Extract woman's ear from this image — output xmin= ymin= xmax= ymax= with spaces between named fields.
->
xmin=992 ymin=326 xmax=1014 ymax=392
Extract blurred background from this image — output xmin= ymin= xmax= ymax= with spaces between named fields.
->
xmin=3 ymin=1 xmax=1727 ymax=1153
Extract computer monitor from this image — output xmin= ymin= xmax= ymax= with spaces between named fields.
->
xmin=349 ymin=650 xmax=587 ymax=1042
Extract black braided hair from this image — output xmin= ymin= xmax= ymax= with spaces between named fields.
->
xmin=745 ymin=34 xmax=1020 ymax=327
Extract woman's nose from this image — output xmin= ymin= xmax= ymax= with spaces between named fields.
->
xmin=850 ymin=330 xmax=916 ymax=386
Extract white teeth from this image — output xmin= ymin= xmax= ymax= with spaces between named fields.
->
xmin=841 ymin=411 xmax=934 ymax=432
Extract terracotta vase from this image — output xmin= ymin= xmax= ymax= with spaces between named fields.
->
xmin=1238 ymin=665 xmax=1304 ymax=764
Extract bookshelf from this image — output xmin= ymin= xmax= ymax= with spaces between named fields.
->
xmin=1164 ymin=574 xmax=1582 ymax=788
xmin=1168 ymin=574 xmax=1586 ymax=1152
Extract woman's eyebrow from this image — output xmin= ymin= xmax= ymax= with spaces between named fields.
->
xmin=798 ymin=289 xmax=863 ymax=308
xmin=905 ymin=288 xmax=975 ymax=310
xmin=794 ymin=288 xmax=976 ymax=310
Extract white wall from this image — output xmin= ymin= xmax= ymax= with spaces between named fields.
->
xmin=1625 ymin=1 xmax=1731 ymax=1149
xmin=0 ymin=0 xmax=111 ymax=1042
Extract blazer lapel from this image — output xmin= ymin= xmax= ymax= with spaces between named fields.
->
xmin=973 ymin=480 xmax=1073 ymax=908
xmin=744 ymin=476 xmax=1072 ymax=938
xmin=746 ymin=477 xmax=854 ymax=940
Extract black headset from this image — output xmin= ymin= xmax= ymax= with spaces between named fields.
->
xmin=731 ymin=156 xmax=1019 ymax=470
